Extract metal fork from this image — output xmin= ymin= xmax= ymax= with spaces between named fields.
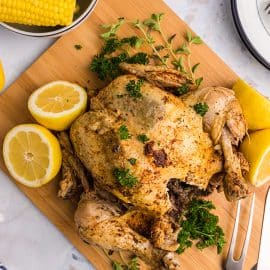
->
xmin=225 ymin=194 xmax=256 ymax=270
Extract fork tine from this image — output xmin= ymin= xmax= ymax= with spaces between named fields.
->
xmin=227 ymin=199 xmax=242 ymax=261
xmin=239 ymin=193 xmax=256 ymax=262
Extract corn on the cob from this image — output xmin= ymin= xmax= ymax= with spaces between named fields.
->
xmin=0 ymin=0 xmax=76 ymax=27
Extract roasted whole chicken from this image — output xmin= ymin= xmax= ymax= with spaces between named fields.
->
xmin=58 ymin=64 xmax=250 ymax=269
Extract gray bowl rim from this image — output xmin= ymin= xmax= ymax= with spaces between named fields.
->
xmin=0 ymin=0 xmax=99 ymax=38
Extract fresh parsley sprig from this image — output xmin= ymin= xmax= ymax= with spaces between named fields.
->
xmin=177 ymin=199 xmax=226 ymax=254
xmin=126 ymin=79 xmax=144 ymax=98
xmin=113 ymin=167 xmax=138 ymax=188
xmin=193 ymin=102 xmax=209 ymax=116
xmin=137 ymin=134 xmax=150 ymax=143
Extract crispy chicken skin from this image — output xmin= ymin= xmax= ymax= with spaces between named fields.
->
xmin=70 ymin=75 xmax=221 ymax=215
xmin=120 ymin=63 xmax=194 ymax=89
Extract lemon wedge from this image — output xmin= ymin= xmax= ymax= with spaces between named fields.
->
xmin=28 ymin=81 xmax=87 ymax=131
xmin=3 ymin=124 xmax=62 ymax=187
xmin=240 ymin=129 xmax=270 ymax=186
xmin=0 ymin=60 xmax=5 ymax=92
xmin=233 ymin=79 xmax=270 ymax=130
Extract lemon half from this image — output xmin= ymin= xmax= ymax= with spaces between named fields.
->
xmin=3 ymin=124 xmax=62 ymax=187
xmin=28 ymin=81 xmax=87 ymax=131
xmin=240 ymin=129 xmax=270 ymax=186
xmin=0 ymin=60 xmax=5 ymax=92
xmin=233 ymin=79 xmax=270 ymax=130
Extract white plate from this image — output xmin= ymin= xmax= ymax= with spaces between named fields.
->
xmin=231 ymin=0 xmax=270 ymax=69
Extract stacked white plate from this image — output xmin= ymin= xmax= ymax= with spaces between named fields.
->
xmin=231 ymin=0 xmax=270 ymax=69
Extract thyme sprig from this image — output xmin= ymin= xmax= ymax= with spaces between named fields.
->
xmin=91 ymin=13 xmax=204 ymax=87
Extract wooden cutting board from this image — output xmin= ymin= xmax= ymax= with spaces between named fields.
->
xmin=0 ymin=0 xmax=268 ymax=269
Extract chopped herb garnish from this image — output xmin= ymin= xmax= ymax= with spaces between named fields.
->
xmin=90 ymin=52 xmax=128 ymax=80
xmin=137 ymin=134 xmax=149 ymax=143
xmin=175 ymin=84 xmax=189 ymax=96
xmin=126 ymin=79 xmax=144 ymax=98
xmin=121 ymin=36 xmax=144 ymax=49
xmin=74 ymin=44 xmax=82 ymax=50
xmin=118 ymin=124 xmax=131 ymax=140
xmin=128 ymin=257 xmax=140 ymax=270
xmin=193 ymin=102 xmax=208 ymax=116
xmin=112 ymin=261 xmax=124 ymax=270
xmin=113 ymin=167 xmax=138 ymax=187
xmin=127 ymin=52 xmax=149 ymax=65
xmin=102 ymin=38 xmax=122 ymax=54
xmin=128 ymin=158 xmax=137 ymax=165
xmin=177 ymin=199 xmax=226 ymax=254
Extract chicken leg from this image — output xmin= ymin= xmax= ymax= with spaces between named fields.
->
xmin=183 ymin=86 xmax=250 ymax=201
xmin=75 ymin=191 xmax=181 ymax=269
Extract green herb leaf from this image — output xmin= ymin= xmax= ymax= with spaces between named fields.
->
xmin=172 ymin=56 xmax=185 ymax=72
xmin=133 ymin=19 xmax=144 ymax=29
xmin=155 ymin=45 xmax=165 ymax=51
xmin=128 ymin=257 xmax=140 ymax=270
xmin=127 ymin=52 xmax=149 ymax=65
xmin=74 ymin=44 xmax=82 ymax=50
xmin=177 ymin=199 xmax=226 ymax=255
xmin=195 ymin=77 xmax=203 ymax=87
xmin=174 ymin=43 xmax=190 ymax=55
xmin=137 ymin=134 xmax=149 ymax=143
xmin=143 ymin=13 xmax=164 ymax=32
xmin=112 ymin=261 xmax=124 ymax=270
xmin=119 ymin=125 xmax=131 ymax=140
xmin=175 ymin=84 xmax=189 ymax=96
xmin=113 ymin=168 xmax=138 ymax=187
xmin=151 ymin=13 xmax=165 ymax=22
xmin=186 ymin=31 xmax=192 ymax=43
xmin=193 ymin=102 xmax=209 ymax=116
xmin=143 ymin=18 xmax=160 ymax=32
xmin=186 ymin=31 xmax=203 ymax=44
xmin=190 ymin=36 xmax=203 ymax=44
xmin=128 ymin=158 xmax=137 ymax=165
xmin=126 ymin=79 xmax=144 ymax=98
xmin=121 ymin=36 xmax=144 ymax=49
xmin=102 ymin=38 xmax=122 ymax=54
xmin=168 ymin=34 xmax=176 ymax=44
xmin=90 ymin=52 xmax=128 ymax=81
xmin=101 ymin=17 xmax=125 ymax=40
xmin=191 ymin=63 xmax=200 ymax=73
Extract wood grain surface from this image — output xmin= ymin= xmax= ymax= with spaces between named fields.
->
xmin=0 ymin=0 xmax=268 ymax=269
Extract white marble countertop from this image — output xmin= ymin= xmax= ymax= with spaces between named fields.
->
xmin=0 ymin=1 xmax=269 ymax=270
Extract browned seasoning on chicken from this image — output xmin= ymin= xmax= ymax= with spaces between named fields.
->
xmin=56 ymin=64 xmax=251 ymax=269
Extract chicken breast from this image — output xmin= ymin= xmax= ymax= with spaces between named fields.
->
xmin=70 ymin=75 xmax=221 ymax=215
